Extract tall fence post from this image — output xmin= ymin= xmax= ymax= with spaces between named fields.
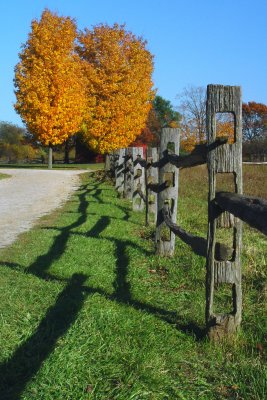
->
xmin=124 ymin=147 xmax=134 ymax=200
xmin=115 ymin=148 xmax=126 ymax=197
xmin=146 ymin=147 xmax=158 ymax=225
xmin=206 ymin=84 xmax=243 ymax=340
xmin=110 ymin=151 xmax=115 ymax=177
xmin=132 ymin=147 xmax=145 ymax=211
xmin=156 ymin=128 xmax=180 ymax=256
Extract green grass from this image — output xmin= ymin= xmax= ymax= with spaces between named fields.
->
xmin=0 ymin=167 xmax=266 ymax=399
xmin=0 ymin=173 xmax=10 ymax=179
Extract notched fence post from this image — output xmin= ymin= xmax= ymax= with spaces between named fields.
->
xmin=133 ymin=147 xmax=145 ymax=211
xmin=146 ymin=147 xmax=159 ymax=225
xmin=206 ymin=84 xmax=243 ymax=341
xmin=115 ymin=149 xmax=126 ymax=197
xmin=124 ymin=148 xmax=134 ymax=200
xmin=156 ymin=128 xmax=180 ymax=256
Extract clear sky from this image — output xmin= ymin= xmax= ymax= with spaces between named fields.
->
xmin=1 ymin=0 xmax=266 ymax=126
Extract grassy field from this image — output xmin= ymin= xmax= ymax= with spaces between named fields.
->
xmin=0 ymin=165 xmax=266 ymax=399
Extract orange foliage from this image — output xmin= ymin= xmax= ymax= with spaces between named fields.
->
xmin=242 ymin=102 xmax=267 ymax=141
xmin=131 ymin=108 xmax=160 ymax=146
xmin=216 ymin=120 xmax=235 ymax=143
xmin=77 ymin=24 xmax=155 ymax=154
xmin=181 ymin=114 xmax=235 ymax=152
xmin=14 ymin=9 xmax=89 ymax=146
xmin=180 ymin=123 xmax=198 ymax=152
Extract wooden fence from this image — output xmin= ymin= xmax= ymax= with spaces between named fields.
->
xmin=108 ymin=84 xmax=267 ymax=341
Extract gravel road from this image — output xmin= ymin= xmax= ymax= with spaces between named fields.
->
xmin=0 ymin=168 xmax=85 ymax=248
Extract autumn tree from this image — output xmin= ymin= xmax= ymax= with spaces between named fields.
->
xmin=131 ymin=95 xmax=181 ymax=147
xmin=14 ymin=9 xmax=89 ymax=168
xmin=216 ymin=113 xmax=235 ymax=144
xmin=242 ymin=101 xmax=267 ymax=141
xmin=77 ymin=23 xmax=154 ymax=154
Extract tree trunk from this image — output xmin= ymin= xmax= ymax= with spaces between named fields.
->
xmin=64 ymin=139 xmax=70 ymax=164
xmin=48 ymin=145 xmax=53 ymax=169
xmin=105 ymin=153 xmax=110 ymax=171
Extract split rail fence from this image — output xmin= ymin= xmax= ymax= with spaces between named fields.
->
xmin=107 ymin=85 xmax=267 ymax=341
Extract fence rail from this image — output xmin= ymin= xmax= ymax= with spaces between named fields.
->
xmin=108 ymin=84 xmax=266 ymax=341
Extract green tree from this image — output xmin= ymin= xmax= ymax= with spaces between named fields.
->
xmin=153 ymin=95 xmax=181 ymax=129
xmin=0 ymin=121 xmax=36 ymax=162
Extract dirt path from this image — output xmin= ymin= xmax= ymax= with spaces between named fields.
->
xmin=0 ymin=168 xmax=85 ymax=248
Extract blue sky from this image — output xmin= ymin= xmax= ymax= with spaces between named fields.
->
xmin=1 ymin=0 xmax=266 ymax=126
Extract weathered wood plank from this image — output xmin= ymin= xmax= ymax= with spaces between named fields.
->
xmin=133 ymin=147 xmax=145 ymax=211
xmin=146 ymin=147 xmax=158 ymax=225
xmin=162 ymin=205 xmax=233 ymax=261
xmin=215 ymin=192 xmax=267 ymax=235
xmin=168 ymin=137 xmax=228 ymax=168
xmin=156 ymin=128 xmax=180 ymax=256
xmin=206 ymin=84 xmax=243 ymax=341
xmin=124 ymin=148 xmax=134 ymax=200
xmin=115 ymin=149 xmax=126 ymax=197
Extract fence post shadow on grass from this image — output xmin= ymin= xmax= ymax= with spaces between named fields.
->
xmin=72 ymin=205 xmax=205 ymax=339
xmin=0 ymin=178 xmax=206 ymax=398
xmin=109 ymin=235 xmax=206 ymax=339
xmin=0 ymin=273 xmax=87 ymax=400
xmin=28 ymin=183 xmax=91 ymax=278
xmin=81 ymin=185 xmax=206 ymax=339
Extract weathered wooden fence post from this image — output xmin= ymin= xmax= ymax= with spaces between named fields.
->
xmin=132 ymin=147 xmax=145 ymax=211
xmin=156 ymin=128 xmax=180 ymax=256
xmin=124 ymin=147 xmax=134 ymax=200
xmin=115 ymin=149 xmax=126 ymax=197
xmin=146 ymin=147 xmax=158 ymax=225
xmin=206 ymin=84 xmax=243 ymax=340
xmin=110 ymin=151 xmax=116 ymax=177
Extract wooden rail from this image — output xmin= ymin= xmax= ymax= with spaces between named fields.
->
xmin=110 ymin=84 xmax=266 ymax=341
xmin=215 ymin=192 xmax=267 ymax=235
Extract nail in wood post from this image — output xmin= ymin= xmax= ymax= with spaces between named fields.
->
xmin=115 ymin=148 xmax=125 ymax=197
xmin=124 ymin=147 xmax=134 ymax=200
xmin=146 ymin=147 xmax=158 ymax=225
xmin=206 ymin=85 xmax=243 ymax=341
xmin=133 ymin=147 xmax=145 ymax=211
xmin=156 ymin=128 xmax=180 ymax=256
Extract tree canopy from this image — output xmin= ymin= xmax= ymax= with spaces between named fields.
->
xmin=14 ymin=9 xmax=89 ymax=147
xmin=242 ymin=101 xmax=267 ymax=141
xmin=77 ymin=23 xmax=155 ymax=154
xmin=131 ymin=95 xmax=181 ymax=147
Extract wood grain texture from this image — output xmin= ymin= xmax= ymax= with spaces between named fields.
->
xmin=132 ymin=147 xmax=145 ymax=211
xmin=215 ymin=192 xmax=267 ymax=235
xmin=206 ymin=85 xmax=243 ymax=340
xmin=124 ymin=147 xmax=134 ymax=200
xmin=115 ymin=149 xmax=126 ymax=197
xmin=146 ymin=147 xmax=158 ymax=225
xmin=155 ymin=128 xmax=180 ymax=256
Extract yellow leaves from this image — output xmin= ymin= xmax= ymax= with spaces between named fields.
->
xmin=14 ymin=13 xmax=154 ymax=153
xmin=14 ymin=9 xmax=88 ymax=147
xmin=77 ymin=23 xmax=154 ymax=154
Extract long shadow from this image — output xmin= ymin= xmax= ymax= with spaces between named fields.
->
xmin=28 ymin=184 xmax=90 ymax=278
xmin=0 ymin=176 xmax=206 ymax=397
xmin=86 ymin=216 xmax=110 ymax=237
xmin=0 ymin=274 xmax=87 ymax=400
xmin=89 ymin=185 xmax=133 ymax=222
xmin=112 ymin=240 xmax=131 ymax=302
